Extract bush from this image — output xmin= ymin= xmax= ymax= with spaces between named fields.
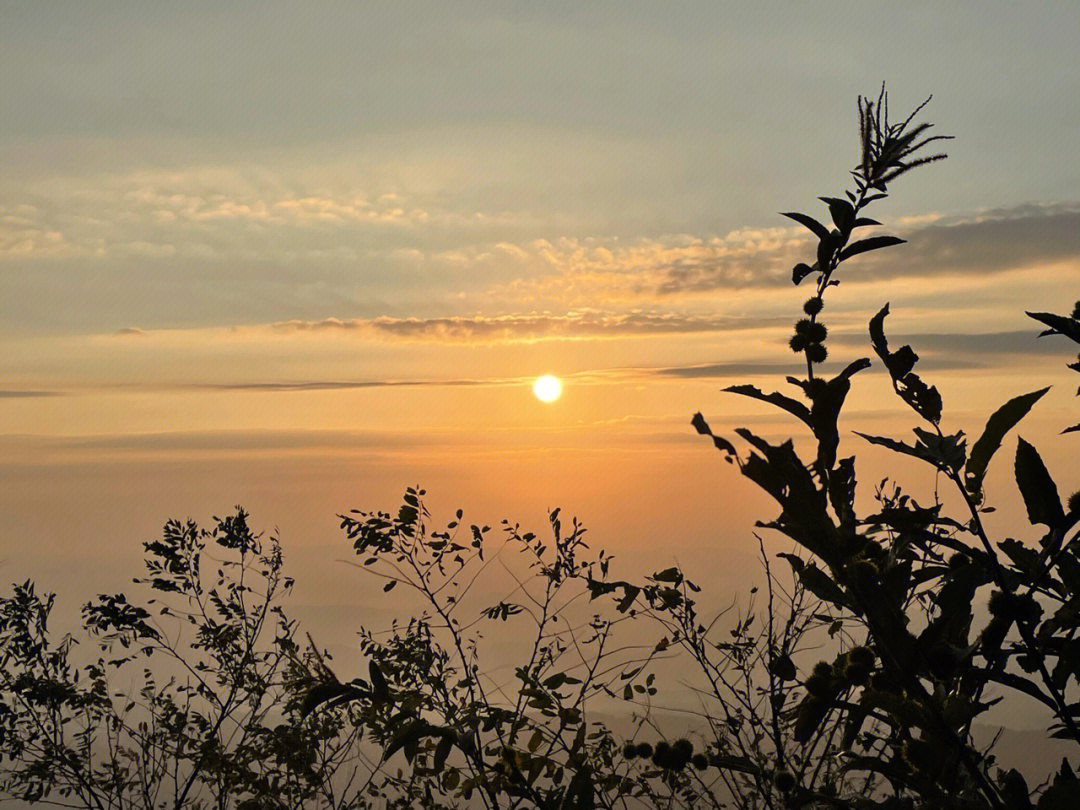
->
xmin=0 ymin=511 xmax=369 ymax=810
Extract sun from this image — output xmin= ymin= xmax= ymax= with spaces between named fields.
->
xmin=532 ymin=374 xmax=562 ymax=403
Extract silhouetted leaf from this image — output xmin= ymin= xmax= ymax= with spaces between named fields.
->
xmin=384 ymin=719 xmax=430 ymax=763
xmin=817 ymin=231 xmax=836 ymax=272
xmin=369 ymin=660 xmax=390 ymax=702
xmin=300 ymin=682 xmax=352 ymax=720
xmin=724 ymin=384 xmax=812 ymax=428
xmin=869 ymin=304 xmax=918 ymax=379
xmin=616 ymin=584 xmax=640 ymax=613
xmin=839 ymin=235 xmax=905 ymax=261
xmin=797 ymin=564 xmax=847 ymax=606
xmin=842 ymin=703 xmax=869 ymax=749
xmin=780 ymin=211 xmax=830 ymax=240
xmin=854 ymin=432 xmax=939 ymax=469
xmin=691 ymin=412 xmax=736 ymax=459
xmin=828 ymin=456 xmax=857 ymax=526
xmin=999 ymin=538 xmax=1043 ymax=577
xmin=1038 ymin=759 xmax=1080 ymax=809
xmin=653 ymin=567 xmax=682 ymax=583
xmin=912 ymin=427 xmax=966 ymax=472
xmin=792 ymin=262 xmax=816 ymax=284
xmin=1015 ymin=437 xmax=1064 ymax=529
xmin=965 ymin=388 xmax=1050 ymax=498
xmin=869 ymin=307 xmax=943 ymax=422
xmin=819 ymin=196 xmax=855 ymax=233
xmin=793 ymin=695 xmax=830 ymax=743
xmin=777 ymin=552 xmax=805 ymax=573
xmin=769 ymin=653 xmax=797 ymax=681
xmin=433 ymin=735 xmax=453 ymax=774
xmin=802 ymin=359 xmax=871 ymax=470
xmin=1029 ymin=311 xmax=1080 ymax=344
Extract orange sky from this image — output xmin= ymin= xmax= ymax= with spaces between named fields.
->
xmin=3 ymin=5 xmax=1080 ymax=723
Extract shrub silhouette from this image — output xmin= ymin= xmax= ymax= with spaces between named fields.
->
xmin=0 ymin=512 xmax=370 ymax=809
xmin=682 ymin=90 xmax=1080 ymax=808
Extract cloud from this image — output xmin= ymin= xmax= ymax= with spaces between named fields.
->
xmin=0 ymin=389 xmax=62 ymax=398
xmin=650 ymin=358 xmax=984 ymax=379
xmin=114 ymin=310 xmax=789 ymax=345
xmin=653 ymin=202 xmax=1080 ymax=294
xmin=829 ymin=330 xmax=1062 ymax=357
xmin=200 ymin=378 xmax=488 ymax=391
xmin=5 ymin=187 xmax=1077 ymax=344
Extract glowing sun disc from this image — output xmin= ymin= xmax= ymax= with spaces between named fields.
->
xmin=533 ymin=375 xmax=562 ymax=402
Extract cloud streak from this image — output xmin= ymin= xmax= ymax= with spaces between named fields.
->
xmin=0 ymin=389 xmax=62 ymax=398
xmin=113 ymin=310 xmax=789 ymax=345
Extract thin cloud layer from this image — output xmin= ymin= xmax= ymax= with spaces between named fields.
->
xmin=484 ymin=202 xmax=1080 ymax=305
xmin=655 ymin=202 xmax=1080 ymax=294
xmin=112 ymin=311 xmax=788 ymax=345
xmin=274 ymin=311 xmax=783 ymax=341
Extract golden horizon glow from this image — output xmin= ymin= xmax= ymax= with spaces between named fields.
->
xmin=532 ymin=375 xmax=562 ymax=402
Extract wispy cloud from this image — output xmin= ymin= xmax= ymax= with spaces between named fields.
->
xmin=0 ymin=389 xmax=62 ymax=398
xmin=638 ymin=203 xmax=1080 ymax=296
xmin=200 ymin=378 xmax=488 ymax=391
xmin=112 ymin=310 xmax=789 ymax=345
xmin=475 ymin=203 xmax=1080 ymax=306
xmin=829 ymin=330 xmax=1061 ymax=357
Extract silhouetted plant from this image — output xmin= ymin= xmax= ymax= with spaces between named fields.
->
xmin=0 ymin=511 xmax=369 ymax=810
xmin=682 ymin=89 xmax=1080 ymax=809
xmin=300 ymin=489 xmax=667 ymax=809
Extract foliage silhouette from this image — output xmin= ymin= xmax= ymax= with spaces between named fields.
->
xmin=0 ymin=511 xmax=370 ymax=810
xmin=684 ymin=90 xmax=1080 ymax=809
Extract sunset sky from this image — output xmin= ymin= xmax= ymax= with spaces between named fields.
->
xmin=3 ymin=3 xmax=1080 ymax=675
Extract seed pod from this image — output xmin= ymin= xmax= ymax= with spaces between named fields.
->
xmin=852 ymin=560 xmax=878 ymax=589
xmin=805 ymin=321 xmax=828 ymax=343
xmin=987 ymin=589 xmax=1011 ymax=619
xmin=805 ymin=343 xmax=828 ymax=364
xmin=947 ymin=551 xmax=969 ymax=569
xmin=803 ymin=297 xmax=824 ymax=316
xmin=847 ymin=646 xmax=875 ymax=670
xmin=774 ymin=769 xmax=797 ymax=792
xmin=804 ymin=673 xmax=832 ymax=697
xmin=672 ymin=738 xmax=694 ymax=767
xmin=1014 ymin=593 xmax=1043 ymax=627
xmin=1068 ymin=490 xmax=1080 ymax=515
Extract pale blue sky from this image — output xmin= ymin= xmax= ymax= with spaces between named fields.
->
xmin=3 ymin=2 xmax=1079 ymax=339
